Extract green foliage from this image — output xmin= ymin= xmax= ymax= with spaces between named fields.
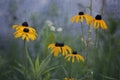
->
xmin=41 ymin=24 xmax=55 ymax=57
xmin=14 ymin=54 xmax=58 ymax=80
xmin=93 ymin=18 xmax=120 ymax=80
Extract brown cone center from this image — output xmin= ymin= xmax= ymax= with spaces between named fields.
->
xmin=23 ymin=28 xmax=29 ymax=33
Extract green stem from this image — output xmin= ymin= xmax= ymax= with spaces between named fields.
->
xmin=90 ymin=0 xmax=92 ymax=15
xmin=94 ymin=29 xmax=98 ymax=48
xmin=24 ymin=40 xmax=34 ymax=79
xmin=70 ymin=62 xmax=74 ymax=78
xmin=24 ymin=40 xmax=29 ymax=60
xmin=101 ymin=0 xmax=105 ymax=15
xmin=23 ymin=40 xmax=28 ymax=79
xmin=86 ymin=0 xmax=92 ymax=42
xmin=84 ymin=45 xmax=88 ymax=68
xmin=81 ymin=22 xmax=84 ymax=39
xmin=83 ymin=0 xmax=93 ymax=79
xmin=84 ymin=0 xmax=93 ymax=69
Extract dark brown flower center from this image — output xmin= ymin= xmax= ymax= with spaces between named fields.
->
xmin=72 ymin=51 xmax=77 ymax=54
xmin=23 ymin=28 xmax=29 ymax=32
xmin=22 ymin=22 xmax=29 ymax=27
xmin=78 ymin=12 xmax=84 ymax=15
xmin=55 ymin=43 xmax=64 ymax=47
xmin=95 ymin=15 xmax=102 ymax=20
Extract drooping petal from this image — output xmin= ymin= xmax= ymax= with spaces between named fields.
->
xmin=72 ymin=56 xmax=75 ymax=63
xmin=101 ymin=20 xmax=107 ymax=29
xmin=12 ymin=25 xmax=19 ymax=29
xmin=76 ymin=55 xmax=80 ymax=62
xmin=78 ymin=55 xmax=84 ymax=62
xmin=62 ymin=47 xmax=69 ymax=56
xmin=70 ymin=15 xmax=77 ymax=23
xmin=64 ymin=45 xmax=72 ymax=53
xmin=80 ymin=16 xmax=84 ymax=22
xmin=75 ymin=15 xmax=80 ymax=23
xmin=67 ymin=56 xmax=71 ymax=61
xmin=48 ymin=43 xmax=55 ymax=49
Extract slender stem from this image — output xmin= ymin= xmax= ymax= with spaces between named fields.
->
xmin=83 ymin=0 xmax=93 ymax=79
xmin=24 ymin=40 xmax=29 ymax=59
xmin=24 ymin=40 xmax=31 ymax=64
xmin=24 ymin=40 xmax=28 ymax=79
xmin=81 ymin=22 xmax=88 ymax=69
xmin=24 ymin=40 xmax=39 ymax=80
xmin=101 ymin=0 xmax=105 ymax=15
xmin=94 ymin=29 xmax=98 ymax=48
xmin=87 ymin=0 xmax=92 ymax=42
xmin=85 ymin=44 xmax=88 ymax=67
xmin=85 ymin=0 xmax=93 ymax=68
xmin=90 ymin=0 xmax=92 ymax=15
xmin=24 ymin=40 xmax=32 ymax=79
xmin=81 ymin=22 xmax=84 ymax=39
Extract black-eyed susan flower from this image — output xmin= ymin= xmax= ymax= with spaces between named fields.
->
xmin=93 ymin=15 xmax=108 ymax=29
xmin=70 ymin=11 xmax=93 ymax=25
xmin=65 ymin=51 xmax=84 ymax=63
xmin=48 ymin=43 xmax=72 ymax=57
xmin=64 ymin=77 xmax=76 ymax=80
xmin=12 ymin=22 xmax=37 ymax=41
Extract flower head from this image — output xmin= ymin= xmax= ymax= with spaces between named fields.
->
xmin=48 ymin=43 xmax=72 ymax=57
xmin=93 ymin=15 xmax=108 ymax=29
xmin=57 ymin=27 xmax=63 ymax=32
xmin=70 ymin=11 xmax=93 ymax=25
xmin=12 ymin=22 xmax=37 ymax=41
xmin=45 ymin=20 xmax=53 ymax=26
xmin=64 ymin=77 xmax=76 ymax=80
xmin=65 ymin=51 xmax=84 ymax=63
xmin=50 ymin=25 xmax=56 ymax=32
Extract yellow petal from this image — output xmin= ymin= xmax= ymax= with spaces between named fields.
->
xmin=100 ymin=22 xmax=104 ymax=29
xmin=62 ymin=47 xmax=68 ymax=56
xmin=48 ymin=44 xmax=55 ymax=49
xmin=51 ymin=47 xmax=61 ymax=57
xmin=76 ymin=16 xmax=80 ymax=23
xmin=70 ymin=16 xmax=76 ymax=23
xmin=94 ymin=20 xmax=99 ymax=29
xmin=12 ymin=25 xmax=19 ymax=29
xmin=64 ymin=45 xmax=72 ymax=53
xmin=102 ymin=20 xmax=108 ymax=29
xmin=25 ymin=36 xmax=29 ymax=41
xmin=80 ymin=16 xmax=84 ymax=22
xmin=76 ymin=55 xmax=80 ymax=62
xmin=61 ymin=47 xmax=65 ymax=56
xmin=78 ymin=55 xmax=84 ymax=62
xmin=67 ymin=57 xmax=71 ymax=61
xmin=22 ymin=34 xmax=26 ymax=40
xmin=72 ymin=56 xmax=75 ymax=63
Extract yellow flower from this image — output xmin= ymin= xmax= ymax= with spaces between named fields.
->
xmin=64 ymin=77 xmax=76 ymax=80
xmin=65 ymin=51 xmax=84 ymax=63
xmin=12 ymin=22 xmax=37 ymax=41
xmin=48 ymin=43 xmax=72 ymax=57
xmin=70 ymin=12 xmax=93 ymax=25
xmin=93 ymin=15 xmax=108 ymax=29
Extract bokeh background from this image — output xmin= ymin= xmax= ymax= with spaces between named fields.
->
xmin=0 ymin=0 xmax=120 ymax=80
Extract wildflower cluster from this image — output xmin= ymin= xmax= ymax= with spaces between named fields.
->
xmin=71 ymin=11 xmax=108 ymax=29
xmin=48 ymin=42 xmax=84 ymax=63
xmin=45 ymin=20 xmax=63 ymax=32
xmin=11 ymin=10 xmax=108 ymax=80
xmin=12 ymin=22 xmax=37 ymax=41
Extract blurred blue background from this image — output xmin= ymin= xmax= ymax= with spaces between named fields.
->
xmin=0 ymin=0 xmax=120 ymax=80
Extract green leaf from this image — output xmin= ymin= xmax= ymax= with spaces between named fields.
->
xmin=42 ymin=65 xmax=60 ymax=75
xmin=38 ymin=54 xmax=52 ymax=76
xmin=14 ymin=63 xmax=25 ymax=75
xmin=35 ymin=56 xmax=40 ymax=74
